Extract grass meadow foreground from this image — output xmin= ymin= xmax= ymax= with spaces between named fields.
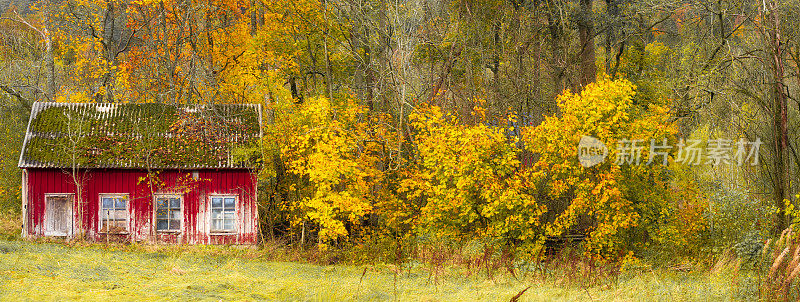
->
xmin=0 ymin=239 xmax=745 ymax=301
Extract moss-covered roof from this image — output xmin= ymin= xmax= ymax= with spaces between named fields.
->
xmin=18 ymin=102 xmax=262 ymax=169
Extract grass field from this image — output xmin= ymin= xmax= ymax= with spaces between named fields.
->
xmin=0 ymin=239 xmax=745 ymax=301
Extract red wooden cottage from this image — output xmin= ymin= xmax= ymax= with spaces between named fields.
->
xmin=18 ymin=102 xmax=262 ymax=244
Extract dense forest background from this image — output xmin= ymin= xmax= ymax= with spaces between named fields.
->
xmin=1 ymin=0 xmax=799 ymax=266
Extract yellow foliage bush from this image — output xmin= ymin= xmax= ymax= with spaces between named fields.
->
xmin=259 ymin=77 xmax=704 ymax=260
xmin=278 ymin=96 xmax=394 ymax=248
xmin=401 ymin=102 xmax=546 ymax=253
xmin=522 ymin=78 xmax=681 ymax=258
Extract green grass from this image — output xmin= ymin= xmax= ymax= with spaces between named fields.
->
xmin=0 ymin=239 xmax=744 ymax=301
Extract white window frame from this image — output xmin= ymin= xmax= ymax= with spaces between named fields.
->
xmin=208 ymin=194 xmax=238 ymax=234
xmin=153 ymin=194 xmax=183 ymax=233
xmin=98 ymin=193 xmax=130 ymax=234
xmin=44 ymin=193 xmax=74 ymax=237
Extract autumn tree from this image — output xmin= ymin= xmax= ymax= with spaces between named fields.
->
xmin=400 ymin=101 xmax=547 ymax=254
xmin=44 ymin=0 xmax=136 ymax=102
xmin=274 ymin=95 xmax=397 ymax=247
xmin=522 ymin=78 xmax=681 ymax=257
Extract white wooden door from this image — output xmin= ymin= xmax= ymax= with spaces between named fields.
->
xmin=45 ymin=195 xmax=73 ymax=237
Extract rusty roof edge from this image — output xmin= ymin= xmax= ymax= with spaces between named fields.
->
xmin=24 ymin=101 xmax=257 ymax=108
xmin=18 ymin=102 xmax=41 ymax=169
xmin=22 ymin=166 xmax=256 ymax=170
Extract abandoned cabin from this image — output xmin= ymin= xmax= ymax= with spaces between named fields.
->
xmin=18 ymin=102 xmax=262 ymax=244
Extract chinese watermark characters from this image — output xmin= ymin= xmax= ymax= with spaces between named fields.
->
xmin=577 ymin=136 xmax=762 ymax=168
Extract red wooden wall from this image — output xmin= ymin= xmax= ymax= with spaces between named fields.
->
xmin=22 ymin=168 xmax=259 ymax=244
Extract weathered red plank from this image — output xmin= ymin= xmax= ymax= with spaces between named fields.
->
xmin=24 ymin=168 xmax=258 ymax=244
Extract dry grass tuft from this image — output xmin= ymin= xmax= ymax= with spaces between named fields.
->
xmin=0 ymin=212 xmax=20 ymax=240
xmin=761 ymin=227 xmax=800 ymax=301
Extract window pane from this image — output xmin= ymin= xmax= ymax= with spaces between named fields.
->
xmin=156 ymin=198 xmax=168 ymax=210
xmin=223 ymin=212 xmax=234 ymax=222
xmin=109 ymin=209 xmax=119 ymax=220
xmin=156 ymin=220 xmax=168 ymax=230
xmin=156 ymin=208 xmax=167 ymax=219
xmin=212 ymin=198 xmax=222 ymax=209
xmin=211 ymin=209 xmax=222 ymax=220
xmin=115 ymin=209 xmax=128 ymax=220
xmin=102 ymin=198 xmax=113 ymax=209
xmin=108 ymin=221 xmax=127 ymax=233
xmin=224 ymin=198 xmax=235 ymax=209
xmin=170 ymin=209 xmax=181 ymax=220
xmin=115 ymin=198 xmax=126 ymax=209
xmin=170 ymin=198 xmax=180 ymax=209
xmin=212 ymin=219 xmax=223 ymax=231
xmin=169 ymin=220 xmax=180 ymax=230
xmin=223 ymin=220 xmax=234 ymax=231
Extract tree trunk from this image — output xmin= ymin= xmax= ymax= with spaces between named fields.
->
xmin=44 ymin=3 xmax=56 ymax=101
xmin=250 ymin=0 xmax=258 ymax=36
xmin=351 ymin=10 xmax=374 ymax=111
xmin=547 ymin=6 xmax=565 ymax=100
xmin=322 ymin=0 xmax=333 ymax=101
xmin=206 ymin=0 xmax=217 ymax=95
xmin=364 ymin=26 xmax=375 ymax=111
xmin=102 ymin=1 xmax=117 ymax=102
xmin=490 ymin=21 xmax=501 ymax=110
xmin=604 ymin=0 xmax=620 ymax=76
xmin=578 ymin=0 xmax=595 ymax=88
xmin=768 ymin=1 xmax=790 ymax=235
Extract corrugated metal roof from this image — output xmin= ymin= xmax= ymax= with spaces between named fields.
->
xmin=19 ymin=102 xmax=262 ymax=169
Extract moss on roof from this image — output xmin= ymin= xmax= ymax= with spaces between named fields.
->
xmin=19 ymin=102 xmax=262 ymax=169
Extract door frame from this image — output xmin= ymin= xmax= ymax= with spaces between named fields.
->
xmin=43 ymin=193 xmax=75 ymax=237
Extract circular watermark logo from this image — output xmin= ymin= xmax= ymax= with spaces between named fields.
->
xmin=577 ymin=136 xmax=608 ymax=168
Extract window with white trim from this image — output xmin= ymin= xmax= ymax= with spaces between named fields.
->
xmin=100 ymin=194 xmax=129 ymax=233
xmin=210 ymin=196 xmax=236 ymax=232
xmin=155 ymin=195 xmax=182 ymax=232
